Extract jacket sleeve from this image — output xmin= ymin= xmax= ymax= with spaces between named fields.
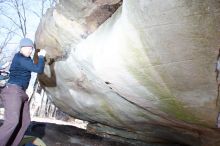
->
xmin=19 ymin=56 xmax=45 ymax=73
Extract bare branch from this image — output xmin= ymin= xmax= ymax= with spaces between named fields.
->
xmin=0 ymin=0 xmax=48 ymax=41
xmin=21 ymin=0 xmax=27 ymax=37
xmin=0 ymin=26 xmax=13 ymax=52
xmin=14 ymin=0 xmax=26 ymax=37
xmin=29 ymin=9 xmax=41 ymax=18
xmin=0 ymin=26 xmax=22 ymax=37
xmin=0 ymin=32 xmax=12 ymax=51
xmin=2 ymin=1 xmax=15 ymax=9
xmin=1 ymin=12 xmax=21 ymax=28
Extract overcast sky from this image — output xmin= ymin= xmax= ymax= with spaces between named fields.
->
xmin=0 ymin=0 xmax=51 ymax=62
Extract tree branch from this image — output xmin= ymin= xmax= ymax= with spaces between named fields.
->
xmin=14 ymin=0 xmax=26 ymax=37
xmin=1 ymin=12 xmax=21 ymax=29
xmin=21 ymin=0 xmax=26 ymax=37
xmin=0 ymin=26 xmax=22 ymax=37
xmin=0 ymin=26 xmax=13 ymax=52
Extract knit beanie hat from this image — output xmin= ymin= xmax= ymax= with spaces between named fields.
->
xmin=19 ymin=38 xmax=34 ymax=48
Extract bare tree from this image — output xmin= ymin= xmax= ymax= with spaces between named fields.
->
xmin=0 ymin=0 xmax=27 ymax=37
xmin=0 ymin=0 xmax=27 ymax=56
xmin=0 ymin=28 xmax=13 ymax=53
xmin=30 ymin=0 xmax=57 ymax=18
xmin=0 ymin=0 xmax=58 ymax=62
xmin=14 ymin=0 xmax=27 ymax=37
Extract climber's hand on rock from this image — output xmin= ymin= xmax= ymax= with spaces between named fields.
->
xmin=38 ymin=49 xmax=46 ymax=57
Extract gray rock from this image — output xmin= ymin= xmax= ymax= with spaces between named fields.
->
xmin=35 ymin=0 xmax=220 ymax=145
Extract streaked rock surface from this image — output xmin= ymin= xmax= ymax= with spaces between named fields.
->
xmin=35 ymin=0 xmax=220 ymax=145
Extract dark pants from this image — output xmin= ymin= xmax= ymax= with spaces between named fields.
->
xmin=0 ymin=84 xmax=30 ymax=146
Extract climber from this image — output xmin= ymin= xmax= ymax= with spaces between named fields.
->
xmin=0 ymin=38 xmax=46 ymax=146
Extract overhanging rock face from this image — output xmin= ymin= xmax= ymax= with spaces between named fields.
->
xmin=35 ymin=0 xmax=220 ymax=145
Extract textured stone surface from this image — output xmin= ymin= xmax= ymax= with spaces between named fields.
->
xmin=0 ymin=120 xmax=136 ymax=146
xmin=24 ymin=121 xmax=136 ymax=146
xmin=35 ymin=0 xmax=122 ymax=60
xmin=35 ymin=0 xmax=220 ymax=145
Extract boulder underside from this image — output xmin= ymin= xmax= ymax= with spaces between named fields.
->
xmin=35 ymin=0 xmax=220 ymax=145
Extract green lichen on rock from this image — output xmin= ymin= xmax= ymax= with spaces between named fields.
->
xmin=123 ymin=37 xmax=200 ymax=123
xmin=100 ymin=100 xmax=126 ymax=126
xmin=130 ymin=65 xmax=199 ymax=123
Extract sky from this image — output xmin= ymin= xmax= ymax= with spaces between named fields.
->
xmin=0 ymin=0 xmax=52 ymax=63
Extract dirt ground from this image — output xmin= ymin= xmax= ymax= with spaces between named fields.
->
xmin=25 ymin=121 xmax=136 ymax=146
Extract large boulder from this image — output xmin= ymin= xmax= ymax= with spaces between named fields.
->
xmin=35 ymin=0 xmax=220 ymax=145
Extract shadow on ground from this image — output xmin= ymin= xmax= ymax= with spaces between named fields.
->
xmin=25 ymin=121 xmax=137 ymax=146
